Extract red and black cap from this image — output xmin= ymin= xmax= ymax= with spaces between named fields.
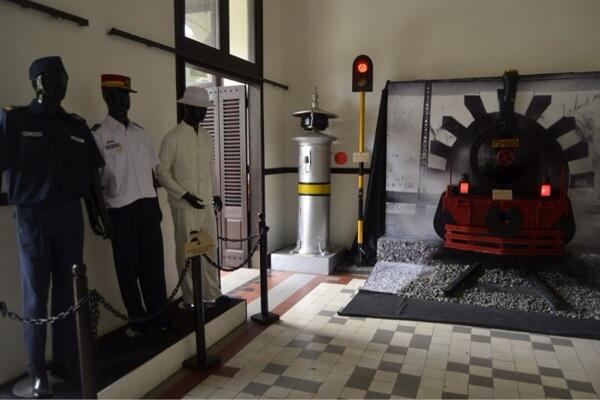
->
xmin=101 ymin=74 xmax=137 ymax=93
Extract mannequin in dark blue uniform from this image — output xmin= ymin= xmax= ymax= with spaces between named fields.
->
xmin=0 ymin=57 xmax=109 ymax=398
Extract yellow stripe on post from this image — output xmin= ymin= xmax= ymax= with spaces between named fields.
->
xmin=358 ymin=175 xmax=364 ymax=189
xmin=357 ymin=220 xmax=364 ymax=244
xmin=298 ymin=183 xmax=331 ymax=195
xmin=359 ymin=91 xmax=365 ymax=152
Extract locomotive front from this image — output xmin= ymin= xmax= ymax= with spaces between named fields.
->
xmin=433 ymin=70 xmax=577 ymax=256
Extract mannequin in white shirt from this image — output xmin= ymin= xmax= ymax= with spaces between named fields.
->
xmin=96 ymin=82 xmax=171 ymax=336
xmin=156 ymin=86 xmax=224 ymax=308
xmin=180 ymin=105 xmax=223 ymax=212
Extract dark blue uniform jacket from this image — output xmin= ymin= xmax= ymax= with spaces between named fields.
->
xmin=0 ymin=100 xmax=104 ymax=205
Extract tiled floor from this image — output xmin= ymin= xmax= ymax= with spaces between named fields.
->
xmin=161 ymin=272 xmax=600 ymax=399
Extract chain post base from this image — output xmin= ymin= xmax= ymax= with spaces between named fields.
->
xmin=250 ymin=312 xmax=280 ymax=325
xmin=183 ymin=353 xmax=221 ymax=372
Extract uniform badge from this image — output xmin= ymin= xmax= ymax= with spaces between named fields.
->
xmin=22 ymin=131 xmax=43 ymax=138
xmin=105 ymin=141 xmax=123 ymax=154
xmin=70 ymin=135 xmax=85 ymax=144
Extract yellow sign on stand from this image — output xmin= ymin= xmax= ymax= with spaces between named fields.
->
xmin=184 ymin=231 xmax=215 ymax=258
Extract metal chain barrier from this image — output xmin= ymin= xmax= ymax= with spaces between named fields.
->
xmin=89 ymin=258 xmax=193 ymax=334
xmin=0 ymin=227 xmax=268 ymax=329
xmin=0 ymin=297 xmax=89 ymax=326
xmin=0 ymin=259 xmax=192 ymax=334
xmin=217 ymin=233 xmax=262 ymax=243
xmin=203 ymin=227 xmax=267 ymax=272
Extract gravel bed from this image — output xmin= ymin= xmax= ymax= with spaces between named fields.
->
xmin=377 ymin=238 xmax=441 ymax=264
xmin=399 ymin=260 xmax=600 ymax=320
xmin=374 ymin=238 xmax=600 ymax=320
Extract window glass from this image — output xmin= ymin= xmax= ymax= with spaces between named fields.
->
xmin=229 ymin=0 xmax=255 ymax=62
xmin=185 ymin=0 xmax=219 ymax=49
xmin=185 ymin=63 xmax=215 ymax=87
xmin=222 ymin=77 xmax=246 ymax=87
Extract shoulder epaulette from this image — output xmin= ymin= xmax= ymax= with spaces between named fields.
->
xmin=2 ymin=106 xmax=14 ymax=112
xmin=132 ymin=121 xmax=144 ymax=130
xmin=91 ymin=123 xmax=101 ymax=132
xmin=70 ymin=113 xmax=86 ymax=122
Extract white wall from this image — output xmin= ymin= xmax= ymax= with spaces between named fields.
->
xmin=0 ymin=0 xmax=179 ymax=383
xmin=262 ymin=0 xmax=600 ymax=251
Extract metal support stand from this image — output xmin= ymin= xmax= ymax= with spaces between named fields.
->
xmin=443 ymin=262 xmax=483 ymax=296
xmin=183 ymin=254 xmax=220 ymax=371
xmin=251 ymin=213 xmax=279 ymax=325
xmin=520 ymin=268 xmax=563 ymax=311
xmin=442 ymin=260 xmax=565 ymax=310
xmin=73 ymin=264 xmax=98 ymax=399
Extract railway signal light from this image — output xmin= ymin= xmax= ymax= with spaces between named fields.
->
xmin=352 ymin=55 xmax=373 ymax=92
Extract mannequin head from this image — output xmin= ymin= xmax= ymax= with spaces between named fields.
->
xmin=100 ymin=74 xmax=137 ymax=126
xmin=102 ymin=87 xmax=130 ymax=125
xmin=183 ymin=104 xmax=207 ymax=131
xmin=29 ymin=56 xmax=68 ymax=114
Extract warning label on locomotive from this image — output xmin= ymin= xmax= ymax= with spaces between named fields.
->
xmin=492 ymin=138 xmax=520 ymax=148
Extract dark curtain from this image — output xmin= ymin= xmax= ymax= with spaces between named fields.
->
xmin=350 ymin=81 xmax=389 ymax=266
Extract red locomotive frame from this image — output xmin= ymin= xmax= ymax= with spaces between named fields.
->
xmin=441 ymin=176 xmax=572 ymax=256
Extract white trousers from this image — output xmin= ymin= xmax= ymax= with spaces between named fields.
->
xmin=171 ymin=206 xmax=222 ymax=303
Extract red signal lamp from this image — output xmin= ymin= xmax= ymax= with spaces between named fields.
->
xmin=540 ymin=183 xmax=552 ymax=197
xmin=357 ymin=62 xmax=369 ymax=73
xmin=352 ymin=55 xmax=373 ymax=92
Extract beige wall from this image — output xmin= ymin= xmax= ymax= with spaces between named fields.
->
xmin=263 ymin=0 xmax=600 ymax=250
xmin=0 ymin=0 xmax=178 ymax=383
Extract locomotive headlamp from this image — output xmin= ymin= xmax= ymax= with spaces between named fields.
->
xmin=540 ymin=175 xmax=552 ymax=197
xmin=540 ymin=184 xmax=552 ymax=197
xmin=459 ymin=173 xmax=470 ymax=194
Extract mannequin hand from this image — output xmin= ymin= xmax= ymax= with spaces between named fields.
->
xmin=213 ymin=196 xmax=223 ymax=212
xmin=182 ymin=193 xmax=205 ymax=209
xmin=102 ymin=223 xmax=113 ymax=240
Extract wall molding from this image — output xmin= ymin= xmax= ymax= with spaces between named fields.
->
xmin=3 ymin=0 xmax=89 ymax=26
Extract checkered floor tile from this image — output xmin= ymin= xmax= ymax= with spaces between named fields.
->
xmin=183 ymin=278 xmax=600 ymax=399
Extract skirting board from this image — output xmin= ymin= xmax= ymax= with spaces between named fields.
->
xmin=98 ymin=300 xmax=247 ymax=399
xmin=271 ymin=246 xmax=345 ymax=275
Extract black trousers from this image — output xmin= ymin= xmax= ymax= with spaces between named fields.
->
xmin=16 ymin=200 xmax=82 ymax=375
xmin=109 ymin=197 xmax=168 ymax=329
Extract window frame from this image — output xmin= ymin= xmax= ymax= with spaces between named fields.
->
xmin=174 ymin=0 xmax=263 ymax=85
xmin=174 ymin=0 xmax=266 ymax=249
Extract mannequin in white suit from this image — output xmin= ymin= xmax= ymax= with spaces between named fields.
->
xmin=157 ymin=87 xmax=223 ymax=308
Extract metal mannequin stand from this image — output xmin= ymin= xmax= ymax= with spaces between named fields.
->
xmin=183 ymin=232 xmax=221 ymax=371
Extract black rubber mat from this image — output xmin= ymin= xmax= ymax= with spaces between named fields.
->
xmin=0 ymin=297 xmax=244 ymax=398
xmin=339 ymin=290 xmax=600 ymax=340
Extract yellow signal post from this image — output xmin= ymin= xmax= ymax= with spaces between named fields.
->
xmin=352 ymin=55 xmax=373 ymax=266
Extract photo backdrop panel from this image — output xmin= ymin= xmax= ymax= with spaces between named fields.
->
xmin=385 ymin=73 xmax=600 ymax=245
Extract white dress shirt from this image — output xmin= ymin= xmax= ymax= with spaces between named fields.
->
xmin=156 ymin=122 xmax=218 ymax=209
xmin=92 ymin=115 xmax=160 ymax=209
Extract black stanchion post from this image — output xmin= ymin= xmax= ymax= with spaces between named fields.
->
xmin=251 ymin=213 xmax=280 ymax=325
xmin=72 ymin=264 xmax=98 ymax=400
xmin=184 ymin=245 xmax=220 ymax=371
